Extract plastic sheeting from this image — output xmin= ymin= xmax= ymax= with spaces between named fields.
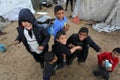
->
xmin=0 ymin=0 xmax=35 ymax=21
xmin=92 ymin=23 xmax=120 ymax=32
xmin=73 ymin=0 xmax=116 ymax=21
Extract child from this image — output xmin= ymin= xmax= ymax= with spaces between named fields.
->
xmin=52 ymin=30 xmax=81 ymax=68
xmin=67 ymin=27 xmax=102 ymax=65
xmin=43 ymin=52 xmax=58 ymax=80
xmin=53 ymin=5 xmax=70 ymax=40
xmin=14 ymin=8 xmax=50 ymax=68
xmin=93 ymin=47 xmax=120 ymax=80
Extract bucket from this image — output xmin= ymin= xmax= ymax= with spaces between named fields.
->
xmin=0 ymin=44 xmax=7 ymax=53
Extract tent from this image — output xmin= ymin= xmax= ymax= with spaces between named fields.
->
xmin=0 ymin=0 xmax=35 ymax=21
xmin=73 ymin=0 xmax=120 ymax=32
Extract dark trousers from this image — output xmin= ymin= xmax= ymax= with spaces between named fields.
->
xmin=65 ymin=0 xmax=73 ymax=11
xmin=43 ymin=75 xmax=50 ymax=80
xmin=93 ymin=65 xmax=110 ymax=80
xmin=32 ymin=52 xmax=45 ymax=64
xmin=31 ymin=46 xmax=48 ymax=64
xmin=67 ymin=47 xmax=89 ymax=65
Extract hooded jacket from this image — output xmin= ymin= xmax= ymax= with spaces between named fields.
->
xmin=16 ymin=8 xmax=50 ymax=53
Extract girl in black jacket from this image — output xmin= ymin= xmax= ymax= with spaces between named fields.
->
xmin=14 ymin=8 xmax=50 ymax=68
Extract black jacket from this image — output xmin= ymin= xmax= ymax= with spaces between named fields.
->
xmin=67 ymin=34 xmax=101 ymax=52
xmin=16 ymin=8 xmax=50 ymax=53
xmin=52 ymin=42 xmax=71 ymax=64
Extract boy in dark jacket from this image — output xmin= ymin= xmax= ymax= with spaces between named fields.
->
xmin=93 ymin=47 xmax=120 ymax=80
xmin=43 ymin=52 xmax=58 ymax=80
xmin=52 ymin=30 xmax=81 ymax=68
xmin=14 ymin=8 xmax=50 ymax=68
xmin=67 ymin=27 xmax=102 ymax=65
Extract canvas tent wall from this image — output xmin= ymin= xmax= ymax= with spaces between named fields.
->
xmin=73 ymin=0 xmax=116 ymax=21
xmin=0 ymin=0 xmax=35 ymax=21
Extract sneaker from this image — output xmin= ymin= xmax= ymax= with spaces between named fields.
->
xmin=93 ymin=70 xmax=102 ymax=76
xmin=102 ymin=71 xmax=109 ymax=80
xmin=0 ymin=31 xmax=7 ymax=35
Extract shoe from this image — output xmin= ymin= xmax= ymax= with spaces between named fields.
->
xmin=102 ymin=72 xmax=109 ymax=80
xmin=93 ymin=70 xmax=102 ymax=76
xmin=0 ymin=31 xmax=7 ymax=35
xmin=40 ymin=63 xmax=44 ymax=69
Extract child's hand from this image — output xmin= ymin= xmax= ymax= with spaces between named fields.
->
xmin=75 ymin=46 xmax=82 ymax=50
xmin=14 ymin=40 xmax=19 ymax=46
xmin=101 ymin=61 xmax=105 ymax=67
xmin=38 ymin=46 xmax=44 ymax=51
xmin=63 ymin=54 xmax=66 ymax=63
xmin=63 ymin=54 xmax=66 ymax=60
xmin=68 ymin=44 xmax=75 ymax=48
xmin=106 ymin=67 xmax=112 ymax=71
xmin=63 ymin=23 xmax=70 ymax=32
xmin=99 ymin=49 xmax=103 ymax=52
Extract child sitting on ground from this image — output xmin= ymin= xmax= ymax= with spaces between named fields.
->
xmin=93 ymin=47 xmax=120 ymax=80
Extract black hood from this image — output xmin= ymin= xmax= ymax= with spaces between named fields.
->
xmin=18 ymin=8 xmax=37 ymax=26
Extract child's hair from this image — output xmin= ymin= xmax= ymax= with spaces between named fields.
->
xmin=112 ymin=47 xmax=120 ymax=54
xmin=78 ymin=27 xmax=89 ymax=34
xmin=56 ymin=30 xmax=66 ymax=39
xmin=54 ymin=5 xmax=64 ymax=14
xmin=44 ymin=52 xmax=55 ymax=62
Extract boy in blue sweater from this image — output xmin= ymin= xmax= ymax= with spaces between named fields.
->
xmin=53 ymin=5 xmax=70 ymax=40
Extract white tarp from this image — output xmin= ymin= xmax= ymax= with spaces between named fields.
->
xmin=73 ymin=0 xmax=120 ymax=32
xmin=111 ymin=6 xmax=120 ymax=26
xmin=73 ymin=0 xmax=116 ymax=21
xmin=92 ymin=23 xmax=120 ymax=32
xmin=0 ymin=0 xmax=35 ymax=21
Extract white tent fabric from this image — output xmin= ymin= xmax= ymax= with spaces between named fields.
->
xmin=0 ymin=0 xmax=35 ymax=21
xmin=111 ymin=6 xmax=120 ymax=26
xmin=73 ymin=0 xmax=116 ymax=21
xmin=73 ymin=0 xmax=120 ymax=32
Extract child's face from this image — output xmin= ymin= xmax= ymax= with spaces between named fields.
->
xmin=112 ymin=51 xmax=120 ymax=58
xmin=78 ymin=32 xmax=88 ymax=41
xmin=57 ymin=35 xmax=67 ymax=45
xmin=22 ymin=21 xmax=32 ymax=30
xmin=55 ymin=10 xmax=64 ymax=20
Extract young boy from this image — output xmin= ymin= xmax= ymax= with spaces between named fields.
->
xmin=52 ymin=30 xmax=81 ymax=68
xmin=43 ymin=52 xmax=58 ymax=80
xmin=93 ymin=47 xmax=120 ymax=80
xmin=14 ymin=8 xmax=50 ymax=68
xmin=53 ymin=5 xmax=70 ymax=40
xmin=66 ymin=27 xmax=102 ymax=65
